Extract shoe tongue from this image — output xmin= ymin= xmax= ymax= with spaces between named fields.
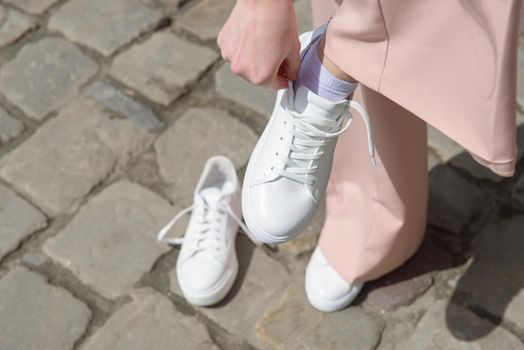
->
xmin=292 ymin=86 xmax=348 ymax=128
xmin=198 ymin=187 xmax=224 ymax=205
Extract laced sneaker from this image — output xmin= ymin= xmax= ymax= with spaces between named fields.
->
xmin=305 ymin=247 xmax=363 ymax=312
xmin=157 ymin=156 xmax=248 ymax=306
xmin=242 ymin=24 xmax=375 ymax=245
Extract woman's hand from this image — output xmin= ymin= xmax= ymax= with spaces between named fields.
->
xmin=217 ymin=0 xmax=301 ymax=90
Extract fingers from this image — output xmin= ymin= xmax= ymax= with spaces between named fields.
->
xmin=275 ymin=74 xmax=290 ymax=90
xmin=283 ymin=42 xmax=301 ymax=81
xmin=229 ymin=55 xmax=281 ymax=88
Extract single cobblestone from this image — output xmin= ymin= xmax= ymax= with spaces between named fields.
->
xmin=0 ymin=5 xmax=36 ymax=47
xmin=3 ymin=0 xmax=58 ymax=14
xmin=43 ymin=180 xmax=174 ymax=299
xmin=0 ymin=37 xmax=98 ymax=120
xmin=427 ymin=166 xmax=485 ymax=233
xmin=80 ymin=288 xmax=218 ymax=350
xmin=0 ymin=184 xmax=46 ymax=259
xmin=401 ymin=300 xmax=523 ymax=349
xmin=453 ymin=216 xmax=524 ymax=333
xmin=171 ymin=238 xmax=290 ymax=348
xmin=49 ymin=0 xmax=162 ymax=56
xmin=110 ymin=32 xmax=218 ymax=106
xmin=85 ymin=81 xmax=163 ymax=130
xmin=427 ymin=126 xmax=464 ymax=162
xmin=0 ymin=266 xmax=91 ymax=350
xmin=155 ymin=107 xmax=257 ymax=205
xmin=256 ymin=287 xmax=385 ymax=350
xmin=0 ymin=106 xmax=24 ymax=144
xmin=176 ymin=0 xmax=234 ymax=41
xmin=0 ymin=97 xmax=153 ymax=216
xmin=0 ymin=99 xmax=114 ymax=216
xmin=214 ymin=63 xmax=276 ymax=116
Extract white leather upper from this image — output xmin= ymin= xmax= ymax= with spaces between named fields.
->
xmin=242 ymin=27 xmax=350 ymax=241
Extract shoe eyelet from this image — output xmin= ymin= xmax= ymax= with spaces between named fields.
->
xmin=270 ymin=166 xmax=274 ymax=170
xmin=275 ymin=152 xmax=278 ymax=156
xmin=279 ymin=136 xmax=283 ymax=141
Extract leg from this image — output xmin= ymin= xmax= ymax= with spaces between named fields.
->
xmin=309 ymin=0 xmax=428 ymax=285
xmin=319 ymin=85 xmax=428 ymax=284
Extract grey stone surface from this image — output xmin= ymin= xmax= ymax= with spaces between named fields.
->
xmin=518 ymin=43 xmax=524 ymax=110
xmin=80 ymin=288 xmax=218 ymax=350
xmin=427 ymin=126 xmax=464 ymax=162
xmin=155 ymin=107 xmax=257 ymax=205
xmin=256 ymin=287 xmax=385 ymax=350
xmin=0 ymin=1 xmax=520 ymax=348
xmin=428 ymin=149 xmax=442 ymax=171
xmin=215 ymin=63 xmax=276 ymax=116
xmin=0 ymin=6 xmax=36 ymax=47
xmin=176 ymin=0 xmax=235 ymax=41
xmin=402 ymin=300 xmax=523 ymax=349
xmin=0 ymin=266 xmax=91 ymax=350
xmin=43 ymin=180 xmax=174 ymax=299
xmin=0 ymin=37 xmax=98 ymax=120
xmin=110 ymin=32 xmax=218 ymax=106
xmin=453 ymin=216 xmax=524 ymax=332
xmin=85 ymin=81 xmax=163 ymax=130
xmin=518 ymin=123 xmax=524 ymax=161
xmin=364 ymin=241 xmax=452 ymax=312
xmin=171 ymin=237 xmax=290 ymax=348
xmin=49 ymin=0 xmax=162 ymax=56
xmin=450 ymin=152 xmax=504 ymax=183
xmin=294 ymin=0 xmax=313 ymax=34
xmin=0 ymin=97 xmax=153 ymax=216
xmin=0 ymin=106 xmax=23 ymax=144
xmin=3 ymin=0 xmax=58 ymax=14
xmin=157 ymin=0 xmax=182 ymax=9
xmin=0 ymin=184 xmax=47 ymax=259
xmin=427 ymin=166 xmax=485 ymax=234
xmin=518 ymin=111 xmax=524 ymax=124
xmin=513 ymin=174 xmax=524 ymax=207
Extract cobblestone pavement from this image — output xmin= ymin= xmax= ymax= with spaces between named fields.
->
xmin=0 ymin=1 xmax=523 ymax=349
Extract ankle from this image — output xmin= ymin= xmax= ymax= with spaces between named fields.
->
xmin=317 ymin=36 xmax=357 ymax=83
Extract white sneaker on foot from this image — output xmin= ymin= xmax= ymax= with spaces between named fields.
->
xmin=305 ymin=247 xmax=363 ymax=312
xmin=242 ymin=25 xmax=375 ymax=245
xmin=157 ymin=156 xmax=248 ymax=306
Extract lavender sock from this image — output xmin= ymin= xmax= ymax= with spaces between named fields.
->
xmin=294 ymin=40 xmax=358 ymax=102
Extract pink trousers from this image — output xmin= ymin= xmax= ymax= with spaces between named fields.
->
xmin=313 ymin=0 xmax=520 ymax=283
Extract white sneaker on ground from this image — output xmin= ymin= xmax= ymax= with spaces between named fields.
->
xmin=305 ymin=246 xmax=363 ymax=312
xmin=157 ymin=156 xmax=248 ymax=306
xmin=241 ymin=24 xmax=375 ymax=245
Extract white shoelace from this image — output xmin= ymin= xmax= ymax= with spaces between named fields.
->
xmin=272 ymin=100 xmax=376 ymax=186
xmin=157 ymin=200 xmax=251 ymax=256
